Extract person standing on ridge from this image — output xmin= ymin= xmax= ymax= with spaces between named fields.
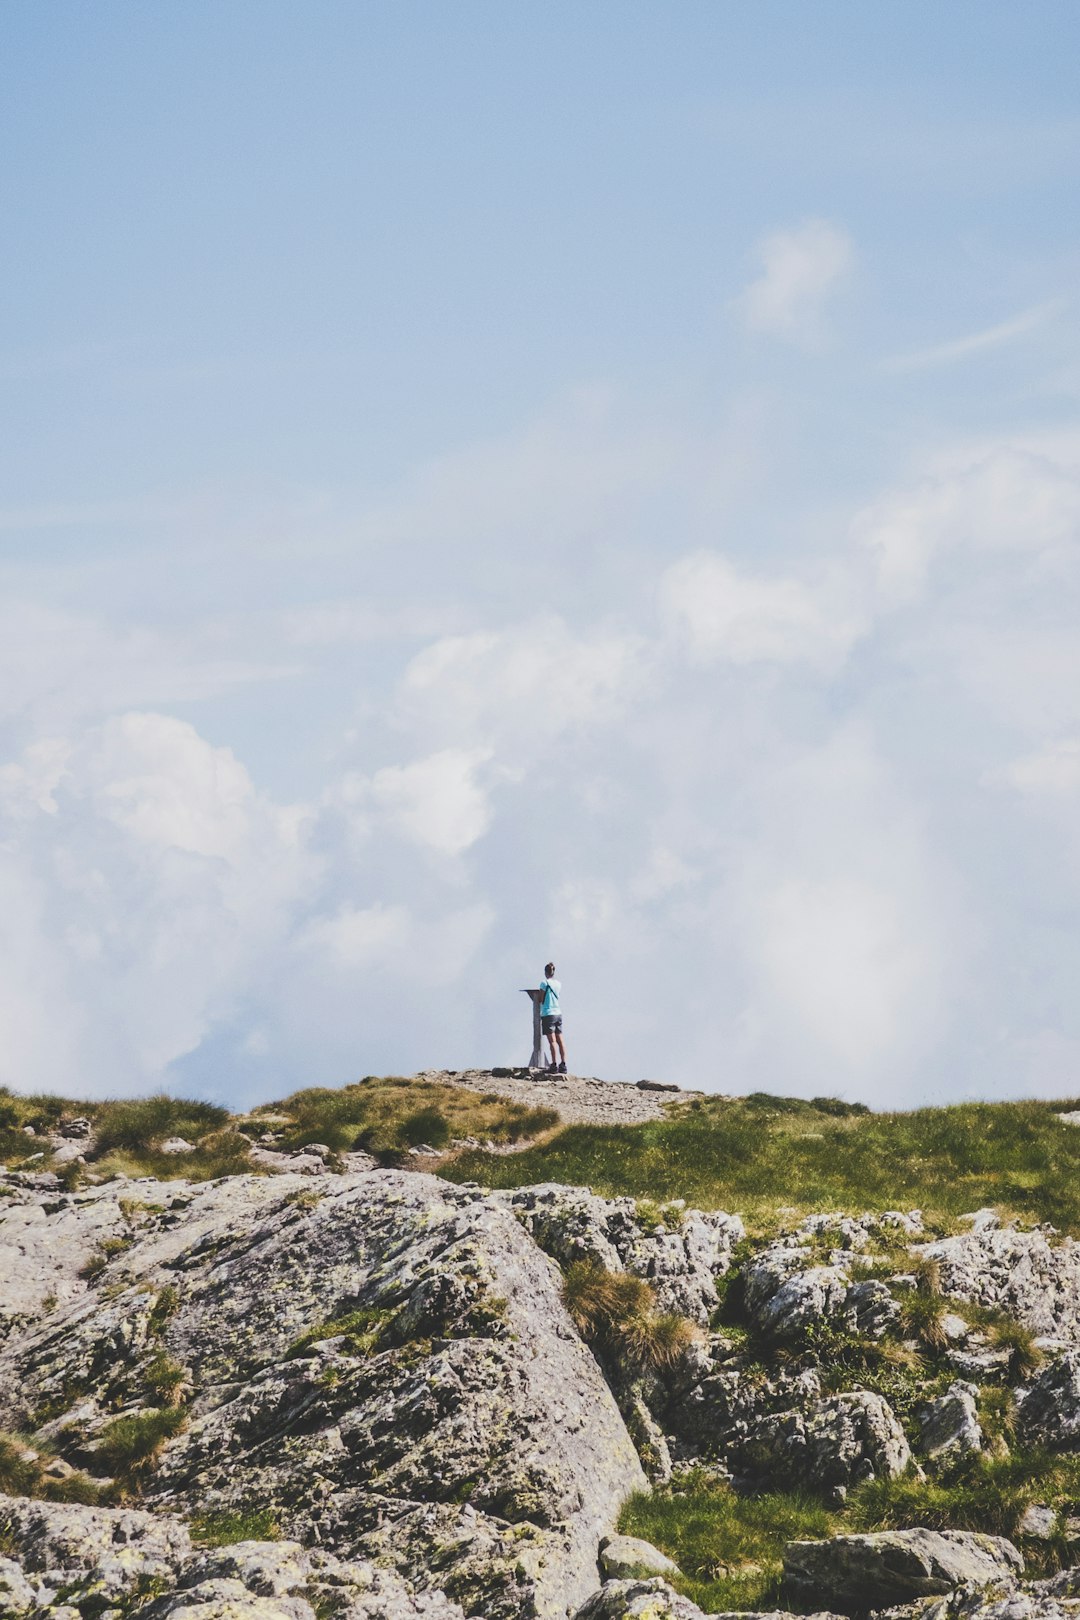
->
xmin=540 ymin=962 xmax=566 ymax=1074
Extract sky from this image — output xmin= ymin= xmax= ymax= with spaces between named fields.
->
xmin=3 ymin=2 xmax=1080 ymax=1108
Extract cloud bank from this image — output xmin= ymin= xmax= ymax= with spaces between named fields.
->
xmin=4 ymin=387 xmax=1080 ymax=1110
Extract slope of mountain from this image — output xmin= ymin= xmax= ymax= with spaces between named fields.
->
xmin=3 ymin=1074 xmax=1080 ymax=1620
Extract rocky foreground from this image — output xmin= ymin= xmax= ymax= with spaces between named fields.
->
xmin=3 ymin=1112 xmax=1080 ymax=1620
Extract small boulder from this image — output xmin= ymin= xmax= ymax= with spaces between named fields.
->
xmin=0 ymin=1556 xmax=38 ymax=1615
xmin=598 ymin=1536 xmax=679 ymax=1581
xmin=1017 ymin=1505 xmax=1058 ymax=1540
xmin=573 ymin=1578 xmax=706 ymax=1620
xmin=160 ymin=1137 xmax=195 ymax=1155
xmin=744 ymin=1253 xmax=850 ymax=1340
xmin=783 ymin=1528 xmax=1023 ymax=1611
xmin=917 ymin=1382 xmax=983 ymax=1458
xmin=1017 ymin=1351 xmax=1080 ymax=1450
xmin=740 ymin=1390 xmax=911 ymax=1490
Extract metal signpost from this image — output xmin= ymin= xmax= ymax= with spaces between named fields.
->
xmin=521 ymin=988 xmax=544 ymax=1069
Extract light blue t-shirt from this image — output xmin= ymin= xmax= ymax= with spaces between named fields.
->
xmin=540 ymin=977 xmax=561 ymax=1016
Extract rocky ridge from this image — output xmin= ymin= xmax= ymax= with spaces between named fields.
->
xmin=3 ymin=1090 xmax=1080 ymax=1620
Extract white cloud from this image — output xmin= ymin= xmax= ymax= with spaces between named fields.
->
xmin=0 ymin=713 xmax=315 ymax=1094
xmin=357 ymin=747 xmax=497 ymax=855
xmin=300 ymin=898 xmax=493 ymax=984
xmin=999 ymin=739 xmax=1080 ymax=798
xmin=729 ymin=727 xmax=965 ymax=1089
xmin=661 ymin=551 xmax=866 ymax=670
xmin=736 ymin=219 xmax=853 ymax=345
xmin=300 ymin=901 xmax=414 ymax=967
xmin=0 ymin=600 xmax=295 ymax=732
xmin=854 ymin=434 xmax=1080 ymax=600
xmin=884 ymin=298 xmax=1066 ymax=372
xmin=398 ymin=616 xmax=649 ymax=753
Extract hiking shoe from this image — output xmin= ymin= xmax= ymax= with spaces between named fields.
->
xmin=557 ymin=1062 xmax=567 ymax=1074
xmin=547 ymin=1062 xmax=558 ymax=1073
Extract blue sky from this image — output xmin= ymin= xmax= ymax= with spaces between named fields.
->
xmin=3 ymin=2 xmax=1080 ymax=1106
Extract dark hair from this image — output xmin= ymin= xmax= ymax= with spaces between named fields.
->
xmin=545 ymin=961 xmax=555 ymax=975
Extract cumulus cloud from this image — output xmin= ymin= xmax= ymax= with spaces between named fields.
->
xmin=0 ymin=713 xmax=314 ymax=1094
xmin=343 ymin=747 xmax=497 ymax=856
xmin=660 ymin=551 xmax=866 ymax=669
xmin=999 ymin=739 xmax=1080 ymax=798
xmin=736 ymin=219 xmax=853 ymax=345
xmin=6 ymin=388 xmax=1080 ymax=1106
xmin=854 ymin=435 xmax=1080 ymax=601
xmin=398 ymin=616 xmax=649 ymax=754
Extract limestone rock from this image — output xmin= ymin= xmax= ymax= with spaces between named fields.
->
xmin=663 ymin=1351 xmax=823 ymax=1458
xmin=0 ymin=1498 xmax=192 ymax=1605
xmin=783 ymin=1529 xmax=1023 ymax=1611
xmin=598 ymin=1536 xmax=679 ymax=1581
xmin=743 ymin=1248 xmax=851 ymax=1340
xmin=0 ymin=1172 xmax=645 ymax=1620
xmin=918 ymin=1229 xmax=1080 ymax=1344
xmin=1018 ymin=1507 xmax=1058 ymax=1541
xmin=572 ymin=1578 xmax=707 ymax=1620
xmin=742 ymin=1233 xmax=903 ymax=1344
xmin=917 ymin=1382 xmax=984 ymax=1458
xmin=1017 ymin=1352 xmax=1080 ymax=1450
xmin=0 ymin=1556 xmax=38 ymax=1616
xmin=499 ymin=1184 xmax=744 ymax=1324
xmin=1033 ymin=1566 xmax=1080 ymax=1598
xmin=912 ymin=1589 xmax=1080 ymax=1620
xmin=738 ymin=1390 xmax=911 ymax=1489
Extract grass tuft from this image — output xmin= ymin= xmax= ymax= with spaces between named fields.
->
xmin=191 ymin=1507 xmax=280 ymax=1546
xmin=95 ymin=1407 xmax=188 ymax=1492
xmin=286 ymin=1306 xmax=397 ymax=1360
xmin=0 ymin=1433 xmax=101 ymax=1505
xmin=562 ymin=1260 xmax=699 ymax=1373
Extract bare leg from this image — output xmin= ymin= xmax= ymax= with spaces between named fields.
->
xmin=546 ymin=1033 xmax=559 ymax=1067
xmin=555 ymin=1032 xmax=566 ymax=1066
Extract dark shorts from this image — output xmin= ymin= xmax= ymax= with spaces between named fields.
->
xmin=542 ymin=1015 xmax=563 ymax=1035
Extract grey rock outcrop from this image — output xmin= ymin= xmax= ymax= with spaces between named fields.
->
xmin=572 ymin=1581 xmax=845 ymax=1620
xmin=499 ymin=1185 xmax=744 ymax=1325
xmin=918 ymin=1228 xmax=1080 ymax=1343
xmin=572 ymin=1580 xmax=706 ymax=1620
xmin=917 ymin=1382 xmax=984 ymax=1458
xmin=783 ymin=1529 xmax=1024 ymax=1611
xmin=597 ymin=1536 xmax=679 ymax=1581
xmin=738 ymin=1390 xmax=911 ymax=1490
xmin=0 ymin=1498 xmax=192 ymax=1609
xmin=908 ymin=1587 xmax=1080 ymax=1620
xmin=0 ymin=1172 xmax=646 ymax=1620
xmin=743 ymin=1249 xmax=850 ymax=1341
xmin=1017 ymin=1351 xmax=1080 ymax=1450
xmin=742 ymin=1241 xmax=900 ymax=1344
xmin=0 ymin=1502 xmax=467 ymax=1620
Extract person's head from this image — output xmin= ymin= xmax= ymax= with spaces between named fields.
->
xmin=545 ymin=961 xmax=555 ymax=977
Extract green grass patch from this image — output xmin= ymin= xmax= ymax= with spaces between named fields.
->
xmin=92 ymin=1095 xmax=230 ymax=1155
xmin=190 ymin=1507 xmax=280 ymax=1546
xmin=850 ymin=1450 xmax=1080 ymax=1570
xmin=0 ymin=1433 xmax=101 ymax=1505
xmin=439 ymin=1095 xmax=1080 ymax=1234
xmin=286 ymin=1306 xmax=398 ymax=1359
xmin=264 ymin=1076 xmax=559 ymax=1162
xmin=94 ymin=1407 xmax=188 ymax=1492
xmin=143 ymin=1354 xmax=187 ymax=1406
xmin=619 ymin=1472 xmax=836 ymax=1612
